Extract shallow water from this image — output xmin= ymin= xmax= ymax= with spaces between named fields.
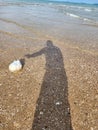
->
xmin=0 ymin=0 xmax=98 ymax=54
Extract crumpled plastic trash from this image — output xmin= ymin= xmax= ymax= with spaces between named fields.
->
xmin=9 ymin=60 xmax=22 ymax=72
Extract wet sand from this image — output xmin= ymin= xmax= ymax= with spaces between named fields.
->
xmin=0 ymin=27 xmax=98 ymax=130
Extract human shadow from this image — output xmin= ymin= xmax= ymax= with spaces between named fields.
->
xmin=25 ymin=40 xmax=73 ymax=130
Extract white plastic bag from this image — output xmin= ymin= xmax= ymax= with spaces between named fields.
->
xmin=9 ymin=60 xmax=22 ymax=72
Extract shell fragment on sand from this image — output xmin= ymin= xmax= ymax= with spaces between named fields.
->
xmin=9 ymin=60 xmax=22 ymax=72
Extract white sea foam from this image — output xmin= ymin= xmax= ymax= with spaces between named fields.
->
xmin=83 ymin=18 xmax=89 ymax=21
xmin=85 ymin=8 xmax=92 ymax=12
xmin=83 ymin=18 xmax=98 ymax=26
xmin=66 ymin=13 xmax=80 ymax=18
xmin=83 ymin=18 xmax=91 ymax=21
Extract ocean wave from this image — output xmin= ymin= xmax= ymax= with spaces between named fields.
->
xmin=65 ymin=12 xmax=98 ymax=26
xmin=84 ymin=8 xmax=92 ymax=12
xmin=83 ymin=17 xmax=98 ymax=27
xmin=83 ymin=18 xmax=91 ymax=21
xmin=66 ymin=13 xmax=80 ymax=18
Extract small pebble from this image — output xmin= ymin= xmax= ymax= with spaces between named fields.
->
xmin=55 ymin=101 xmax=62 ymax=105
xmin=40 ymin=111 xmax=43 ymax=115
xmin=13 ymin=122 xmax=20 ymax=128
xmin=91 ymin=127 xmax=94 ymax=130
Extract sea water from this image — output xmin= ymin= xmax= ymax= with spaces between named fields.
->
xmin=0 ymin=0 xmax=98 ymax=53
xmin=0 ymin=0 xmax=98 ymax=24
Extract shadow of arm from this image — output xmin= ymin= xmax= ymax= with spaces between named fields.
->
xmin=25 ymin=48 xmax=44 ymax=58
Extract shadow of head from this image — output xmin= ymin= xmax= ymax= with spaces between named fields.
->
xmin=46 ymin=40 xmax=54 ymax=48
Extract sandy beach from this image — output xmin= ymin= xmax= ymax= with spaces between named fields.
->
xmin=0 ymin=29 xmax=98 ymax=130
xmin=0 ymin=1 xmax=98 ymax=130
